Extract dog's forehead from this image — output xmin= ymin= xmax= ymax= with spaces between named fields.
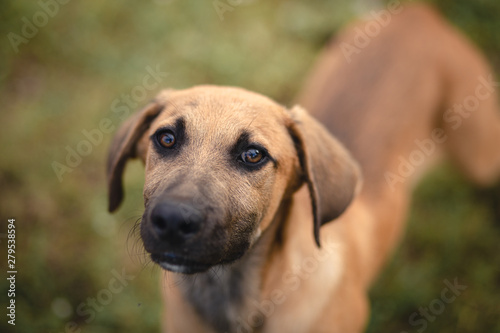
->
xmin=160 ymin=86 xmax=285 ymax=118
xmin=152 ymin=86 xmax=291 ymax=144
xmin=167 ymin=85 xmax=282 ymax=106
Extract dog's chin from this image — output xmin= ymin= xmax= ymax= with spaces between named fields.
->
xmin=150 ymin=253 xmax=214 ymax=274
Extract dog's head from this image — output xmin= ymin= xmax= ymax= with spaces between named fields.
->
xmin=107 ymin=86 xmax=360 ymax=274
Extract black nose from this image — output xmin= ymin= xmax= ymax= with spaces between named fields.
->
xmin=149 ymin=201 xmax=203 ymax=244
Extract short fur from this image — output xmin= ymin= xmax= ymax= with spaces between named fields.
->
xmin=107 ymin=4 xmax=500 ymax=332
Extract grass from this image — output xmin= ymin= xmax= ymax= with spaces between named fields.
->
xmin=0 ymin=0 xmax=499 ymax=332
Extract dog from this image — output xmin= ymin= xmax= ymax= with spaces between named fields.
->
xmin=107 ymin=4 xmax=500 ymax=333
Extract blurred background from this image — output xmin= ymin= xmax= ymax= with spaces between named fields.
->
xmin=1 ymin=0 xmax=499 ymax=332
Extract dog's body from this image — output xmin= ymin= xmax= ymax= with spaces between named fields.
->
xmin=298 ymin=3 xmax=500 ymax=287
xmin=108 ymin=4 xmax=500 ymax=333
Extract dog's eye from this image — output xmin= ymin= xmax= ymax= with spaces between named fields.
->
xmin=241 ymin=148 xmax=264 ymax=164
xmin=158 ymin=131 xmax=176 ymax=148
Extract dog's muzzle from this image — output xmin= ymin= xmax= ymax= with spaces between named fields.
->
xmin=149 ymin=200 xmax=203 ymax=244
xmin=143 ymin=198 xmax=214 ymax=274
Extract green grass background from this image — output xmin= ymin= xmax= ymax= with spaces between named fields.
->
xmin=0 ymin=0 xmax=499 ymax=332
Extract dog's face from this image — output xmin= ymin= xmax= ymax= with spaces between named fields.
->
xmin=140 ymin=87 xmax=300 ymax=273
xmin=107 ymin=86 xmax=360 ymax=274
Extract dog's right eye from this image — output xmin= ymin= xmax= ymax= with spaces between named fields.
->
xmin=157 ymin=131 xmax=176 ymax=148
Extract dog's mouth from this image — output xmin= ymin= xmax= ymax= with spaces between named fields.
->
xmin=150 ymin=253 xmax=214 ymax=274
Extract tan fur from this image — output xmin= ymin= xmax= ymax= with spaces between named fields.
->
xmin=107 ymin=4 xmax=500 ymax=332
xmin=108 ymin=84 xmax=360 ymax=332
xmin=297 ymin=3 xmax=500 ymax=283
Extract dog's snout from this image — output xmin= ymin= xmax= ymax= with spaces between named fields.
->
xmin=149 ymin=201 xmax=203 ymax=244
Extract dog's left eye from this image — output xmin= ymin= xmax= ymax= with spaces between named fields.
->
xmin=241 ymin=148 xmax=264 ymax=164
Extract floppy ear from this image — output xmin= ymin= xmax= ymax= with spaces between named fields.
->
xmin=288 ymin=105 xmax=362 ymax=246
xmin=107 ymin=96 xmax=167 ymax=213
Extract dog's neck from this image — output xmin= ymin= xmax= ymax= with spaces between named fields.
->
xmin=178 ymin=198 xmax=290 ymax=333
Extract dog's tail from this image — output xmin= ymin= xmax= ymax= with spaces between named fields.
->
xmin=297 ymin=3 xmax=500 ymax=196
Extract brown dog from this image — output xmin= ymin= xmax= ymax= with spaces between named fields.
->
xmin=107 ymin=4 xmax=500 ymax=333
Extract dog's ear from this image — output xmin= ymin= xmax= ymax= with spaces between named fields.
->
xmin=288 ymin=105 xmax=362 ymax=246
xmin=107 ymin=95 xmax=168 ymax=213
